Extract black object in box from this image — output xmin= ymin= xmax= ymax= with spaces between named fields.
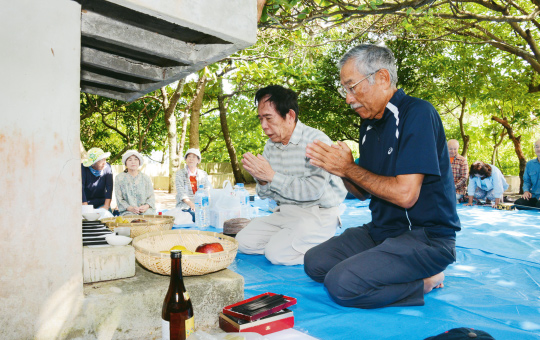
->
xmin=222 ymin=292 xmax=296 ymax=322
xmin=219 ymin=309 xmax=294 ymax=335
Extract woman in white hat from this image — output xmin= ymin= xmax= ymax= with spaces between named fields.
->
xmin=175 ymin=148 xmax=211 ymax=221
xmin=115 ymin=150 xmax=156 ymax=216
xmin=82 ymin=147 xmax=113 ymax=210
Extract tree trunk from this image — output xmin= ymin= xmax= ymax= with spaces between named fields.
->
xmin=491 ymin=128 xmax=506 ymax=165
xmin=457 ymin=96 xmax=470 ymax=157
xmin=218 ymin=79 xmax=246 ymax=184
xmin=178 ymin=110 xmax=190 ymax=159
xmin=491 ymin=116 xmax=527 ymax=194
xmin=189 ymin=74 xmax=207 ymax=149
xmin=161 ymin=80 xmax=185 ymax=193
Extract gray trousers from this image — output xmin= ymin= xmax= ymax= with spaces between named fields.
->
xmin=236 ymin=204 xmax=340 ymax=266
xmin=304 ymin=224 xmax=456 ymax=309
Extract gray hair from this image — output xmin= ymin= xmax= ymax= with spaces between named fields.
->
xmin=339 ymin=44 xmax=398 ymax=87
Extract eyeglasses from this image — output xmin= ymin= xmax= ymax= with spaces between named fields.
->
xmin=338 ymin=71 xmax=378 ymax=98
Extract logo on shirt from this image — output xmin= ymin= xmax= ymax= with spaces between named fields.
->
xmin=388 ymin=147 xmax=393 ymax=155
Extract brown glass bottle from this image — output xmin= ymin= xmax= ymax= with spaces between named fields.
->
xmin=162 ymin=250 xmax=195 ymax=340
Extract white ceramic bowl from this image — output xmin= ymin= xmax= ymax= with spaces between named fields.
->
xmin=82 ymin=212 xmax=101 ymax=221
xmin=105 ymin=234 xmax=132 ymax=246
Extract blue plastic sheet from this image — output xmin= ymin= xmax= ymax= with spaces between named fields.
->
xmin=174 ymin=198 xmax=540 ymax=339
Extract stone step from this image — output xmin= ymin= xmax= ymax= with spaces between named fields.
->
xmin=66 ymin=263 xmax=244 ymax=339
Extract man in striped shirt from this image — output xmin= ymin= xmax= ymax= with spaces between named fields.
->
xmin=238 ymin=85 xmax=347 ymax=266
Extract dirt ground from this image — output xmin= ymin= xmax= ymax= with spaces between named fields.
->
xmin=154 ymin=183 xmax=257 ymax=211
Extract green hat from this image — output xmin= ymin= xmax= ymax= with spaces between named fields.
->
xmin=82 ymin=148 xmax=111 ymax=167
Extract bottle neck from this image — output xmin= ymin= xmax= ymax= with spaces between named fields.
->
xmin=170 ymin=256 xmax=183 ymax=284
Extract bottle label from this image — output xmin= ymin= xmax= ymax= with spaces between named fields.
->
xmin=186 ymin=316 xmax=195 ymax=337
xmin=202 ymin=196 xmax=209 ymax=207
xmin=161 ymin=316 xmax=195 ymax=340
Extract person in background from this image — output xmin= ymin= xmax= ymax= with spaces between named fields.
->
xmin=238 ymin=85 xmax=347 ymax=266
xmin=514 ymin=139 xmax=540 ymax=210
xmin=448 ymin=139 xmax=468 ymax=203
xmin=464 ymin=161 xmax=509 ymax=207
xmin=175 ymin=148 xmax=212 ymax=222
xmin=82 ymin=147 xmax=113 ymax=210
xmin=115 ymin=150 xmax=156 ymax=216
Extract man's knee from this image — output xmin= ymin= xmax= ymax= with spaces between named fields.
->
xmin=235 ymin=229 xmax=260 ymax=254
xmin=304 ymin=247 xmax=325 ymax=282
xmin=264 ymin=243 xmax=303 ymax=266
xmin=323 ymin=267 xmax=378 ymax=309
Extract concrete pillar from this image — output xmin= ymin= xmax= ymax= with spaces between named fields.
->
xmin=0 ymin=1 xmax=82 ymax=339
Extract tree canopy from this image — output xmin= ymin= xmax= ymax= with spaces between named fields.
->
xmin=81 ymin=2 xmax=540 ymax=191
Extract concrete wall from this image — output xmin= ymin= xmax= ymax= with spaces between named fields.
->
xmin=0 ymin=1 xmax=83 ymax=339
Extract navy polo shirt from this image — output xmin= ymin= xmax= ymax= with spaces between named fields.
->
xmin=358 ymin=89 xmax=460 ymax=242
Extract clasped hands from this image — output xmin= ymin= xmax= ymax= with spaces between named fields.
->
xmin=241 ymin=152 xmax=275 ymax=185
xmin=127 ymin=204 xmax=149 ymax=214
xmin=305 ymin=140 xmax=355 ymax=178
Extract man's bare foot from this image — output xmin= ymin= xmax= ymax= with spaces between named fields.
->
xmin=423 ymin=272 xmax=445 ymax=294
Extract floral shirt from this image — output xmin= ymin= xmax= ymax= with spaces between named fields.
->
xmin=115 ymin=172 xmax=156 ymax=216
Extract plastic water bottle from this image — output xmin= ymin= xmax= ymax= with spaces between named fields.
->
xmin=194 ymin=185 xmax=209 ymax=227
xmin=235 ymin=183 xmax=250 ymax=218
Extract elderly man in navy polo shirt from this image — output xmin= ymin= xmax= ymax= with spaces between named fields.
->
xmin=304 ymin=44 xmax=461 ymax=309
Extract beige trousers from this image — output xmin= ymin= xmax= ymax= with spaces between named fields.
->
xmin=236 ymin=204 xmax=340 ymax=266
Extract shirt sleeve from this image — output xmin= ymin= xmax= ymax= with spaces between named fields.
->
xmin=144 ymin=175 xmax=156 ymax=209
xmin=104 ymin=164 xmax=114 ymax=199
xmin=456 ymin=158 xmax=468 ymax=190
xmin=395 ymin=103 xmax=441 ymax=177
xmin=81 ymin=165 xmax=87 ymax=203
xmin=523 ymin=162 xmax=532 ymax=192
xmin=202 ymin=171 xmax=212 ymax=190
xmin=114 ymin=174 xmax=129 ymax=213
xmin=491 ymin=169 xmax=505 ymax=198
xmin=467 ymin=177 xmax=477 ymax=196
xmin=175 ymin=169 xmax=189 ymax=203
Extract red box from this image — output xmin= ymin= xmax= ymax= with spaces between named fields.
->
xmin=219 ymin=309 xmax=294 ymax=335
xmin=222 ymin=292 xmax=297 ymax=321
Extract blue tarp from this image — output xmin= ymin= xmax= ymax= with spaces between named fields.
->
xmin=174 ymin=198 xmax=540 ymax=339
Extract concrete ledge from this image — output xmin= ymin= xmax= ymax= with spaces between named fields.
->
xmin=66 ymin=263 xmax=244 ymax=339
xmin=83 ymin=245 xmax=136 ymax=283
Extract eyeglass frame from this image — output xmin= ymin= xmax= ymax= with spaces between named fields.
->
xmin=338 ymin=70 xmax=379 ymax=98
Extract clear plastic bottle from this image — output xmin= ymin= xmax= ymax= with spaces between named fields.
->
xmin=235 ymin=183 xmax=250 ymax=218
xmin=194 ymin=185 xmax=209 ymax=228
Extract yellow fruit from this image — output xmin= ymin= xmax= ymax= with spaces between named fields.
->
xmin=182 ymin=250 xmax=204 ymax=255
xmin=170 ymin=245 xmax=187 ymax=251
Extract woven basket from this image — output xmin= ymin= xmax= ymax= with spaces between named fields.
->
xmin=101 ymin=215 xmax=174 ymax=238
xmin=132 ymin=230 xmax=238 ymax=276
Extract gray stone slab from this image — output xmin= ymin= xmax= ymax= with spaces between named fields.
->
xmin=82 ymin=10 xmax=195 ymax=64
xmin=81 ymin=70 xmax=144 ymax=92
xmin=83 ymin=245 xmax=136 ymax=283
xmin=65 ymin=263 xmax=244 ymax=339
xmin=81 ymin=47 xmax=168 ymax=82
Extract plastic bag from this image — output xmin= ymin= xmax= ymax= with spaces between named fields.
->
xmin=161 ymin=207 xmax=194 ymax=225
xmin=210 ymin=180 xmax=239 ymax=210
xmin=95 ymin=208 xmax=114 ymax=220
xmin=187 ymin=330 xmax=268 ymax=340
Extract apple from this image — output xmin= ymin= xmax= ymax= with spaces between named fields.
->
xmin=195 ymin=242 xmax=224 ymax=254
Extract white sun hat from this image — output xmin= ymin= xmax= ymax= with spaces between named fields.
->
xmin=184 ymin=148 xmax=202 ymax=160
xmin=122 ymin=150 xmax=144 ymax=167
